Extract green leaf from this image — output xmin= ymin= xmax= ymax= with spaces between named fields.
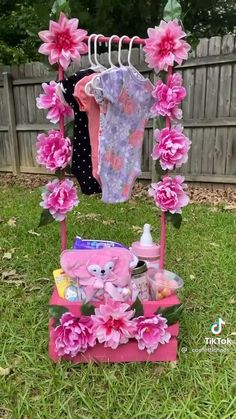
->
xmin=49 ymin=305 xmax=69 ymax=319
xmin=55 ymin=169 xmax=63 ymax=179
xmin=155 ymin=160 xmax=166 ymax=177
xmin=64 ymin=164 xmax=71 ymax=175
xmin=51 ymin=0 xmax=71 ymax=19
xmin=53 ymin=319 xmax=60 ymax=328
xmin=166 ymin=212 xmax=182 ymax=229
xmin=81 ymin=303 xmax=95 ymax=316
xmin=155 ymin=304 xmax=184 ymax=326
xmin=65 ymin=120 xmax=74 ymax=139
xmin=38 ymin=208 xmax=55 ymax=227
xmin=129 ymin=297 xmax=144 ymax=318
xmin=163 ymin=0 xmax=182 ymax=21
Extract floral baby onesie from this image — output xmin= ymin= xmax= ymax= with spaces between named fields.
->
xmin=94 ymin=67 xmax=154 ymax=203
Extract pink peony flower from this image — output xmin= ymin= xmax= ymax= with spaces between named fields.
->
xmin=41 ymin=178 xmax=79 ymax=221
xmin=144 ymin=19 xmax=191 ymax=72
xmin=36 ymin=130 xmax=72 ymax=171
xmin=152 ymin=125 xmax=191 ymax=170
xmin=38 ymin=12 xmax=88 ymax=70
xmin=36 ymin=81 xmax=73 ymax=124
xmin=149 ymin=175 xmax=189 ymax=213
xmin=91 ymin=300 xmax=136 ymax=349
xmin=151 ymin=73 xmax=186 ymax=119
xmin=52 ymin=312 xmax=96 ymax=357
xmin=134 ymin=315 xmax=171 ymax=354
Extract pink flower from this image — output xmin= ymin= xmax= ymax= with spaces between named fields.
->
xmin=38 ymin=12 xmax=88 ymax=70
xmin=91 ymin=300 xmax=136 ymax=349
xmin=134 ymin=315 xmax=171 ymax=354
xmin=52 ymin=312 xmax=96 ymax=357
xmin=36 ymin=81 xmax=73 ymax=124
xmin=149 ymin=176 xmax=189 ymax=213
xmin=152 ymin=125 xmax=191 ymax=170
xmin=151 ymin=73 xmax=186 ymax=119
xmin=36 ymin=130 xmax=72 ymax=171
xmin=41 ymin=178 xmax=79 ymax=221
xmin=144 ymin=19 xmax=191 ymax=72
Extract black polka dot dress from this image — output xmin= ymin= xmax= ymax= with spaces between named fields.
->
xmin=61 ymin=69 xmax=101 ymax=195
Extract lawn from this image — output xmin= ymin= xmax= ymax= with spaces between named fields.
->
xmin=0 ymin=184 xmax=236 ymax=419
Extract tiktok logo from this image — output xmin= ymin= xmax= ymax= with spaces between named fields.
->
xmin=210 ymin=318 xmax=225 ymax=335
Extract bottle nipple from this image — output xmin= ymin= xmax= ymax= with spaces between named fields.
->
xmin=140 ymin=224 xmax=153 ymax=246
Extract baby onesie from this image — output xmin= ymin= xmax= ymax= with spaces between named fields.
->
xmin=73 ymin=73 xmax=101 ymax=184
xmin=61 ymin=69 xmax=101 ymax=195
xmin=94 ymin=67 xmax=154 ymax=203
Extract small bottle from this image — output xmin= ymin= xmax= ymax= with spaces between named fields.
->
xmin=131 ymin=224 xmax=160 ymax=269
xmin=131 ymin=261 xmax=150 ymax=301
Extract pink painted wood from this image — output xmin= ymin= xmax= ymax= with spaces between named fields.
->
xmin=84 ymin=35 xmax=146 ymax=46
xmin=48 ymin=287 xmax=180 ymax=363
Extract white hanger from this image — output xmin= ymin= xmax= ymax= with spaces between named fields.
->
xmin=88 ymin=34 xmax=97 ymax=69
xmin=128 ymin=36 xmax=141 ymax=67
xmin=108 ymin=34 xmax=119 ymax=68
xmin=94 ymin=34 xmax=107 ymax=70
xmin=118 ymin=35 xmax=129 ymax=67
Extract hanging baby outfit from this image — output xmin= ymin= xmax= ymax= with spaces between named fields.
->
xmin=94 ymin=67 xmax=154 ymax=203
xmin=61 ymin=69 xmax=101 ymax=195
xmin=74 ymin=73 xmax=101 ymax=185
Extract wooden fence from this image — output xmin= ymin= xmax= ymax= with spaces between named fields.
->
xmin=0 ymin=35 xmax=235 ymax=184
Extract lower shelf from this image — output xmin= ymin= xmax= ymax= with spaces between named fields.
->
xmin=49 ymin=287 xmax=180 ymax=363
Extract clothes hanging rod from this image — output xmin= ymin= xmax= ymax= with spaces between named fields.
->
xmin=84 ymin=35 xmax=146 ymax=46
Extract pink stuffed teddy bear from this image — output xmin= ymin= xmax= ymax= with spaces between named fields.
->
xmin=60 ymin=248 xmax=138 ymax=302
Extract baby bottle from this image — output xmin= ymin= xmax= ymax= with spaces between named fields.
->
xmin=131 ymin=224 xmax=160 ymax=269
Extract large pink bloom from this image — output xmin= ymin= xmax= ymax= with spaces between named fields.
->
xmin=134 ymin=315 xmax=171 ymax=354
xmin=91 ymin=300 xmax=136 ymax=349
xmin=41 ymin=178 xmax=79 ymax=221
xmin=149 ymin=176 xmax=189 ymax=213
xmin=152 ymin=125 xmax=191 ymax=170
xmin=38 ymin=12 xmax=88 ymax=69
xmin=151 ymin=73 xmax=186 ymax=119
xmin=36 ymin=130 xmax=72 ymax=171
xmin=52 ymin=312 xmax=96 ymax=357
xmin=36 ymin=81 xmax=73 ymax=124
xmin=144 ymin=19 xmax=191 ymax=72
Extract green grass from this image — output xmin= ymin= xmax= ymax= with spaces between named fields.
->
xmin=0 ymin=185 xmax=236 ymax=419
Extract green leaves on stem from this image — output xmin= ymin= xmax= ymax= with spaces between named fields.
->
xmin=165 ymin=212 xmax=182 ymax=229
xmin=65 ymin=120 xmax=74 ymax=139
xmin=38 ymin=208 xmax=55 ymax=227
xmin=129 ymin=297 xmax=144 ymax=318
xmin=155 ymin=303 xmax=184 ymax=326
xmin=81 ymin=303 xmax=95 ymax=316
xmin=163 ymin=0 xmax=182 ymax=22
xmin=51 ymin=0 xmax=71 ymax=19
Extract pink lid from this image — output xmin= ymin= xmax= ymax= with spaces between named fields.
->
xmin=132 ymin=241 xmax=160 ymax=258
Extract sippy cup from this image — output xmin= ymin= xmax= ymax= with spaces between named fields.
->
xmin=131 ymin=224 xmax=160 ymax=269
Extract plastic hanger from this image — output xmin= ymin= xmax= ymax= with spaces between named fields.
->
xmin=87 ymin=34 xmax=97 ymax=69
xmin=118 ymin=35 xmax=129 ymax=67
xmin=128 ymin=35 xmax=145 ymax=80
xmin=85 ymin=34 xmax=105 ymax=96
xmin=108 ymin=34 xmax=119 ymax=68
xmin=93 ymin=34 xmax=107 ymax=71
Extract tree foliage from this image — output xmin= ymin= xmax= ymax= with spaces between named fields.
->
xmin=0 ymin=0 xmax=235 ymax=65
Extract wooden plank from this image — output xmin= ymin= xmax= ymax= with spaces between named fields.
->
xmin=182 ymin=67 xmax=194 ymax=119
xmin=213 ymin=127 xmax=228 ymax=175
xmin=190 ymin=128 xmax=204 ymax=174
xmin=3 ymin=72 xmax=20 ymax=174
xmin=218 ymin=35 xmax=234 ymax=117
xmin=184 ymin=174 xmax=236 ymax=184
xmin=202 ymin=37 xmax=221 ymax=177
xmin=226 ymin=127 xmax=236 ymax=175
xmin=24 ymin=63 xmax=37 ymax=124
xmin=201 ymin=128 xmax=215 ymax=174
xmin=176 ymin=53 xmax=236 ymax=69
xmin=230 ymin=63 xmax=236 ymax=117
xmin=16 ymin=123 xmax=57 ymax=131
xmin=193 ymin=38 xmax=208 ymax=119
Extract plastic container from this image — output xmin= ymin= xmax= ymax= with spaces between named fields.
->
xmin=131 ymin=224 xmax=160 ymax=269
xmin=148 ymin=269 xmax=184 ymax=300
xmin=131 ymin=260 xmax=150 ymax=301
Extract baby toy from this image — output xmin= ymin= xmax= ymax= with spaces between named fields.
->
xmin=60 ymin=248 xmax=138 ymax=302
